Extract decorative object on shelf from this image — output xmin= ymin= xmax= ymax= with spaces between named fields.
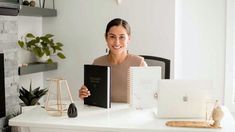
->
xmin=67 ymin=103 xmax=77 ymax=118
xmin=23 ymin=0 xmax=36 ymax=7
xmin=18 ymin=33 xmax=66 ymax=63
xmin=36 ymin=54 xmax=50 ymax=63
xmin=29 ymin=0 xmax=36 ymax=7
xmin=22 ymin=0 xmax=30 ymax=6
xmin=45 ymin=78 xmax=74 ymax=116
xmin=19 ymin=79 xmax=48 ymax=106
xmin=42 ymin=0 xmax=45 ymax=8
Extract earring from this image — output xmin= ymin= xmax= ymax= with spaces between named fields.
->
xmin=105 ymin=48 xmax=108 ymax=53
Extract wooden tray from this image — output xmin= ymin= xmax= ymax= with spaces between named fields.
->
xmin=166 ymin=121 xmax=221 ymax=128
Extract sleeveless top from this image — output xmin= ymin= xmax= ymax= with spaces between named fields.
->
xmin=93 ymin=54 xmax=147 ymax=103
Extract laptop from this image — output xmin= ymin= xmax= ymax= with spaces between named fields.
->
xmin=156 ymin=80 xmax=212 ymax=118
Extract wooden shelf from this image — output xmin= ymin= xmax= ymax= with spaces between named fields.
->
xmin=18 ymin=5 xmax=57 ymax=17
xmin=18 ymin=62 xmax=57 ymax=75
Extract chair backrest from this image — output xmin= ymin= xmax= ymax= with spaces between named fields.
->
xmin=140 ymin=55 xmax=170 ymax=79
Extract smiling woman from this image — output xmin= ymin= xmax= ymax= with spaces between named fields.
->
xmin=79 ymin=18 xmax=147 ymax=103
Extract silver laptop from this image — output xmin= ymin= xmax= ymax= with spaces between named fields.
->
xmin=156 ymin=80 xmax=212 ymax=118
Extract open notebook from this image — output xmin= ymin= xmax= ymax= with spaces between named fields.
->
xmin=129 ymin=66 xmax=161 ymax=109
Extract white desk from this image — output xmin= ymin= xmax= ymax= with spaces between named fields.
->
xmin=9 ymin=103 xmax=235 ymax=132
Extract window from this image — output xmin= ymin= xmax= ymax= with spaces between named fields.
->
xmin=225 ymin=0 xmax=235 ymax=112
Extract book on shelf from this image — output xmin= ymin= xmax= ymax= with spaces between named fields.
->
xmin=84 ymin=65 xmax=111 ymax=108
xmin=129 ymin=66 xmax=161 ymax=109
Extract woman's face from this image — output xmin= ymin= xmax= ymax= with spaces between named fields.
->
xmin=106 ymin=25 xmax=130 ymax=55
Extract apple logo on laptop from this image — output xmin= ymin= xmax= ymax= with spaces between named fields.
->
xmin=183 ymin=95 xmax=188 ymax=102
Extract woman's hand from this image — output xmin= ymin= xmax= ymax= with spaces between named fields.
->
xmin=79 ymin=85 xmax=91 ymax=100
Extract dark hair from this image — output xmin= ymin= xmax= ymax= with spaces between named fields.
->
xmin=105 ymin=18 xmax=131 ymax=37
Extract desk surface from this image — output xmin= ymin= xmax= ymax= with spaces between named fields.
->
xmin=9 ymin=103 xmax=235 ymax=132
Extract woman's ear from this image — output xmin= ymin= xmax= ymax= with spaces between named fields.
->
xmin=127 ymin=35 xmax=131 ymax=43
xmin=128 ymin=35 xmax=131 ymax=40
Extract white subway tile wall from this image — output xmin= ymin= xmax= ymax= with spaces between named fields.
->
xmin=0 ymin=15 xmax=20 ymax=129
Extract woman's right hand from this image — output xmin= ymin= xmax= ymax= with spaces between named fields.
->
xmin=79 ymin=85 xmax=91 ymax=100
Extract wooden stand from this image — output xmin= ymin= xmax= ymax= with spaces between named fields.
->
xmin=45 ymin=78 xmax=73 ymax=116
xmin=166 ymin=121 xmax=220 ymax=128
xmin=166 ymin=101 xmax=224 ymax=129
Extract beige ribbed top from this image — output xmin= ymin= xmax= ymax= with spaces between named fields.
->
xmin=93 ymin=54 xmax=146 ymax=103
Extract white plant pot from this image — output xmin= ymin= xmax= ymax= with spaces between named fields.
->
xmin=21 ymin=105 xmax=37 ymax=113
xmin=36 ymin=54 xmax=50 ymax=63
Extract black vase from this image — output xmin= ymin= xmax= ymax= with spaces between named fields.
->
xmin=67 ymin=103 xmax=77 ymax=118
xmin=22 ymin=0 xmax=30 ymax=6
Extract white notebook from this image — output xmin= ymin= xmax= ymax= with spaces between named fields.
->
xmin=129 ymin=67 xmax=161 ymax=109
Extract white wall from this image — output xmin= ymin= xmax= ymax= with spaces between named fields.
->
xmin=42 ymin=0 xmax=175 ymax=100
xmin=225 ymin=0 xmax=235 ymax=112
xmin=175 ymin=0 xmax=226 ymax=102
xmin=18 ymin=16 xmax=42 ymax=64
xmin=17 ymin=0 xmax=227 ymax=107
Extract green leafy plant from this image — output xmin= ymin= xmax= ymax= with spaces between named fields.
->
xmin=19 ymin=80 xmax=48 ymax=106
xmin=18 ymin=33 xmax=66 ymax=63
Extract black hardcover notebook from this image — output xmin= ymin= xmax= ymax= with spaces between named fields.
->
xmin=84 ymin=65 xmax=111 ymax=108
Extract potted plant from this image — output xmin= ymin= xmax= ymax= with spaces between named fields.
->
xmin=19 ymin=80 xmax=48 ymax=110
xmin=18 ymin=33 xmax=66 ymax=63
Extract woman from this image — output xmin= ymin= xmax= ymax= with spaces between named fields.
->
xmin=79 ymin=18 xmax=147 ymax=103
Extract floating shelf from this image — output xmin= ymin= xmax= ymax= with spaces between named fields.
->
xmin=18 ymin=5 xmax=57 ymax=17
xmin=18 ymin=62 xmax=57 ymax=75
